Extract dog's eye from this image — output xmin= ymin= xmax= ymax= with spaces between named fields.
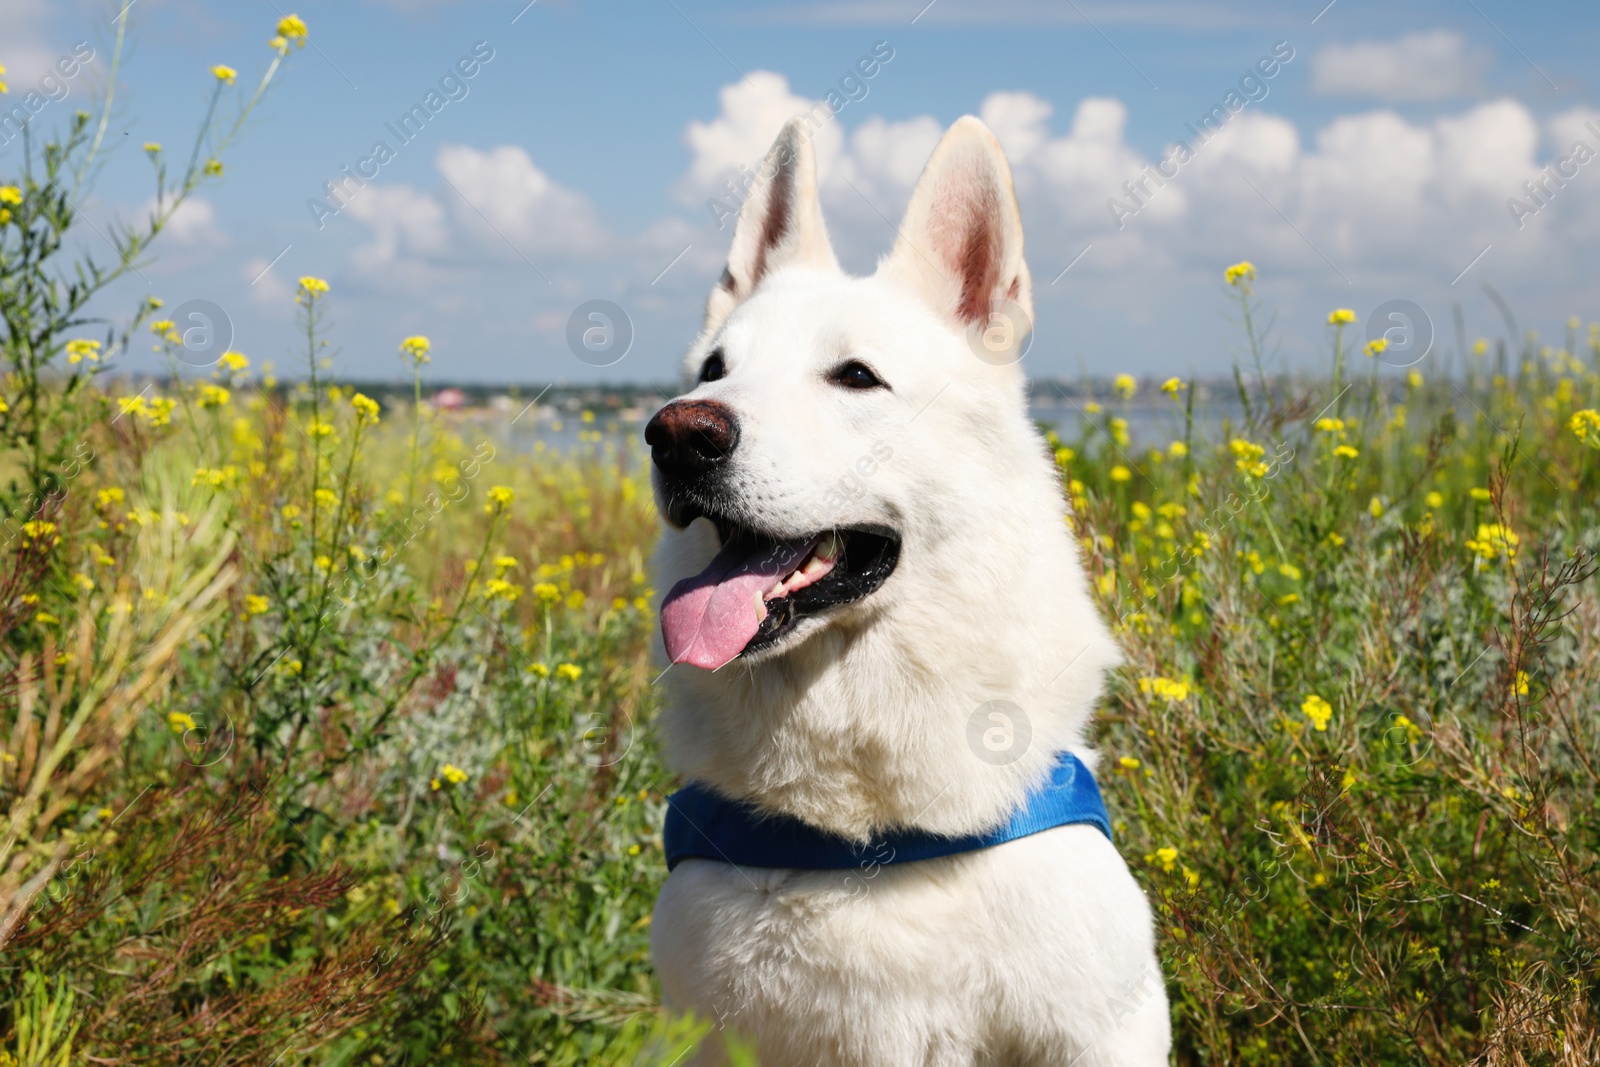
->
xmin=828 ymin=361 xmax=885 ymax=391
xmin=698 ymin=350 xmax=726 ymax=384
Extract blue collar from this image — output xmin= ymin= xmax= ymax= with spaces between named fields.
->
xmin=664 ymin=751 xmax=1111 ymax=871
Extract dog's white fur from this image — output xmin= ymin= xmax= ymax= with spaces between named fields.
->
xmin=650 ymin=115 xmax=1170 ymax=1066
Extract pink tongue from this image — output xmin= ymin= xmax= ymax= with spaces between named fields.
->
xmin=660 ymin=536 xmax=818 ymax=670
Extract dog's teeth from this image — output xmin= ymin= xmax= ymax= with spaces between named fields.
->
xmin=766 ymin=578 xmax=786 ymax=598
xmin=753 ymin=591 xmax=768 ymax=621
xmin=801 ymin=555 xmax=830 ymax=577
xmin=814 ymin=533 xmax=841 ymax=562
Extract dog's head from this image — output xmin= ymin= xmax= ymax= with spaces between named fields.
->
xmin=650 ymin=115 xmax=1051 ymax=673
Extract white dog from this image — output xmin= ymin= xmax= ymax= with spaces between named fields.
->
xmin=647 ymin=115 xmax=1170 ymax=1067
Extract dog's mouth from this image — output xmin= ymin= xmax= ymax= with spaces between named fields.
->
xmin=659 ymin=510 xmax=900 ymax=670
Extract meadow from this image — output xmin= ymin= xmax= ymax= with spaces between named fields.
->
xmin=3 ymin=14 xmax=1600 ymax=1066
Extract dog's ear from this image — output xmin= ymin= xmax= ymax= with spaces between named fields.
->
xmin=879 ymin=115 xmax=1032 ymax=334
xmin=704 ymin=118 xmax=839 ymax=334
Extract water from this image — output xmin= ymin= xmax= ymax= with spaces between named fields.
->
xmin=479 ymin=391 xmax=1255 ymax=459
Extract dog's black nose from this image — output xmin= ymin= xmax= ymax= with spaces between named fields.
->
xmin=645 ymin=400 xmax=740 ymax=480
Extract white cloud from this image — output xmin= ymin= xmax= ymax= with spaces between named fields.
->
xmin=241 ymin=255 xmax=294 ymax=310
xmin=675 ymin=74 xmax=1600 ymax=312
xmin=344 ymin=144 xmax=613 ymax=285
xmin=676 ymin=71 xmax=844 ymax=205
xmin=980 ymin=92 xmax=1054 ymax=164
xmin=161 ymin=198 xmax=226 ymax=247
xmin=437 ymin=144 xmax=611 ymax=258
xmin=344 ymin=184 xmax=451 ymax=271
xmin=1311 ymin=31 xmax=1489 ymax=102
xmin=0 ymin=0 xmax=56 ymax=85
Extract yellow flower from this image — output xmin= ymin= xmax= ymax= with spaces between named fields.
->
xmin=1407 ymin=371 xmax=1424 ymax=389
xmin=21 ymin=520 xmax=57 ymax=543
xmin=1137 ymin=676 xmax=1191 ymax=703
xmin=1510 ymin=671 xmax=1529 ymax=697
xmin=0 ymin=186 xmax=21 ymax=206
xmin=1333 ymin=444 xmax=1359 ymax=459
xmin=269 ymin=35 xmax=290 ymax=53
xmin=97 ymin=487 xmax=126 ymax=509
xmin=1569 ymin=409 xmax=1600 ymax=447
xmin=71 ymin=572 xmax=95 ymax=593
xmin=210 ymin=64 xmax=237 ymax=84
xmin=1109 ymin=465 xmax=1131 ymax=483
xmin=297 ymin=276 xmax=330 ymax=297
xmin=1109 ymin=417 xmax=1129 ymax=446
xmin=192 ymin=466 xmax=238 ymax=488
xmin=1229 ymin=438 xmax=1268 ymax=478
xmin=280 ymin=504 xmax=302 ymax=520
xmin=440 ymin=763 xmax=469 ymax=785
xmin=485 ymin=485 xmax=515 ymax=514
xmin=1113 ymin=374 xmax=1136 ymax=400
xmin=1054 ymin=446 xmax=1075 ymax=466
xmin=1325 ymin=531 xmax=1345 ymax=547
xmin=168 ymin=711 xmax=198 ymax=734
xmin=1391 ymin=715 xmax=1423 ymax=743
xmin=1118 ymin=756 xmax=1141 ymax=770
xmin=1469 ymin=487 xmax=1491 ymax=501
xmin=65 ymin=338 xmax=102 ymax=364
xmin=313 ymin=488 xmax=338 ymax=510
xmin=533 ymin=582 xmax=560 ymax=603
xmin=1146 ymin=846 xmax=1179 ymax=872
xmin=245 ymin=594 xmax=270 ymax=615
xmin=1315 ymin=417 xmax=1345 ymax=435
xmin=1167 ymin=440 xmax=1187 ymax=458
xmin=219 ymin=350 xmax=249 ymax=371
xmin=1096 ymin=572 xmax=1115 ymax=596
xmin=481 ymin=578 xmax=523 ymax=602
xmin=399 ymin=335 xmax=431 ymax=364
xmin=204 ymin=159 xmax=223 ymax=177
xmin=350 ymin=392 xmax=380 ymax=425
xmin=1301 ymin=694 xmax=1333 ymax=732
xmin=1160 ymin=377 xmax=1185 ymax=397
xmin=1278 ymin=562 xmax=1302 ymax=581
xmin=1223 ymin=261 xmax=1256 ymax=286
xmin=555 ymin=663 xmax=583 ymax=682
xmin=196 ymin=383 xmax=230 ymax=408
xmin=276 ymin=14 xmax=309 ymax=46
xmin=1465 ymin=523 xmax=1519 ymax=561
xmin=1367 ymin=496 xmax=1384 ymax=518
xmin=526 ymin=662 xmax=550 ymax=678
xmin=1328 ymin=308 xmax=1357 ymax=325
xmin=1363 ymin=338 xmax=1387 ymax=357
xmin=494 ymin=555 xmax=519 ymax=570
xmin=143 ymin=141 xmax=162 ymax=154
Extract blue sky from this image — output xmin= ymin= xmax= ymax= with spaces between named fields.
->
xmin=4 ymin=0 xmax=1599 ymax=386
